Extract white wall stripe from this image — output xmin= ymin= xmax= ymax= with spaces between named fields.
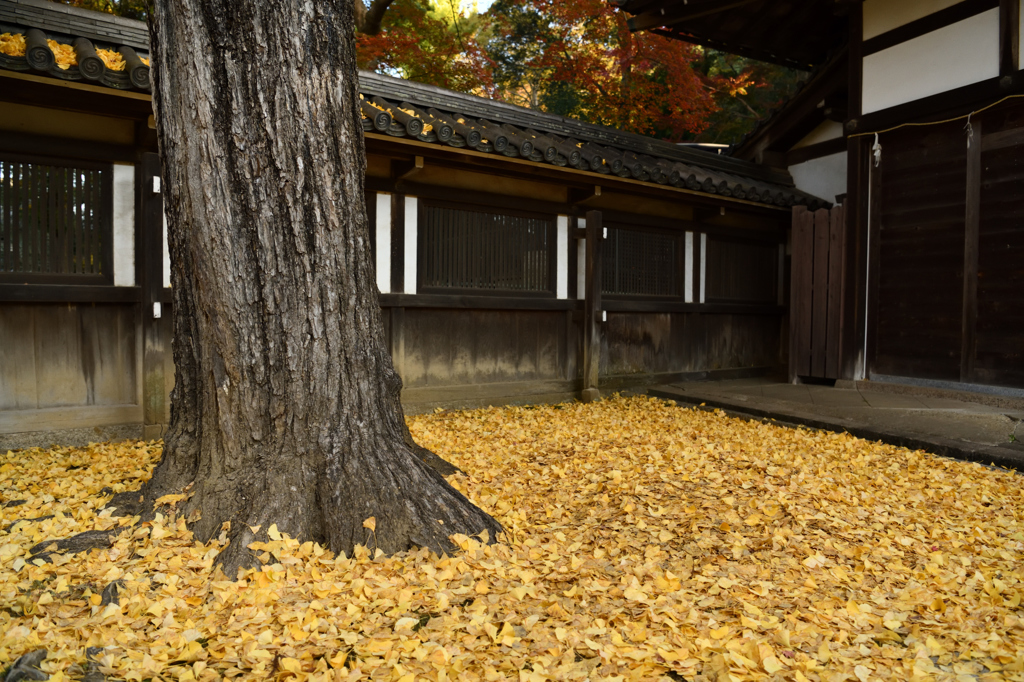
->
xmin=112 ymin=164 xmax=135 ymax=287
xmin=684 ymin=231 xmax=693 ymax=303
xmin=699 ymin=233 xmax=707 ymax=304
xmin=162 ymin=212 xmax=171 ymax=288
xmin=375 ymin=192 xmax=391 ymax=294
xmin=556 ymin=215 xmax=568 ymax=299
xmin=403 ymin=196 xmax=418 ymax=294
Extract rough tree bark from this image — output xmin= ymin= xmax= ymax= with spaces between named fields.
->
xmin=112 ymin=0 xmax=501 ymax=576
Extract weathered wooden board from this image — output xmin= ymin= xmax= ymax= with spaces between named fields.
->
xmin=602 ymin=312 xmax=782 ymax=377
xmin=400 ymin=309 xmax=568 ymax=388
xmin=0 ymin=303 xmax=137 ymax=411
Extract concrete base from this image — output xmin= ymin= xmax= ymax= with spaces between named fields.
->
xmin=650 ymin=378 xmax=1024 ymax=471
xmin=143 ymin=423 xmax=166 ymax=440
xmin=580 ymin=388 xmax=601 ymax=403
xmin=0 ymin=424 xmax=144 ymax=452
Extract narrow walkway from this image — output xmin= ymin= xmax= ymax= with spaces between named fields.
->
xmin=648 ymin=377 xmax=1024 ymax=471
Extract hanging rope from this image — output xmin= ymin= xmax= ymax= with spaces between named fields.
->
xmin=848 ymin=93 xmax=1024 ymax=141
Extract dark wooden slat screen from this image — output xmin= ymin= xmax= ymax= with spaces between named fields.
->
xmin=705 ymin=237 xmax=778 ymax=304
xmin=602 ymin=227 xmax=678 ymax=296
xmin=974 ymin=103 xmax=1024 ymax=387
xmin=420 ymin=203 xmax=553 ymax=294
xmin=0 ymin=155 xmax=112 ymax=283
xmin=873 ymin=124 xmax=966 ymax=381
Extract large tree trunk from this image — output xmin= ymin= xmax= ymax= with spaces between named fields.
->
xmin=125 ymin=0 xmax=501 ymax=576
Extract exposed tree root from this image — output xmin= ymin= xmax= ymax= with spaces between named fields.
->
xmin=4 ymin=515 xmax=54 ymax=534
xmin=3 ymin=649 xmax=48 ymax=682
xmin=402 ymin=421 xmax=463 ymax=476
xmin=27 ymin=529 xmax=123 ymax=565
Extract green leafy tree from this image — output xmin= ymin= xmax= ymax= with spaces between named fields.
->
xmin=356 ymin=0 xmax=495 ymax=94
xmin=695 ymin=51 xmax=805 ymax=145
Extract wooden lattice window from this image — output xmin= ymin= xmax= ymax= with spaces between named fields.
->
xmin=602 ymin=227 xmax=678 ymax=296
xmin=0 ymin=155 xmax=113 ymax=283
xmin=419 ymin=203 xmax=553 ymax=294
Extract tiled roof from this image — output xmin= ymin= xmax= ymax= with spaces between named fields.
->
xmin=0 ymin=0 xmax=150 ymax=91
xmin=0 ymin=0 xmax=148 ymax=49
xmin=0 ymin=0 xmax=831 ymax=209
xmin=359 ymin=72 xmax=831 ymax=209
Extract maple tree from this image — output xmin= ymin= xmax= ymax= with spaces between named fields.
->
xmin=484 ymin=0 xmax=717 ymax=140
xmin=697 ymin=51 xmax=805 ymax=145
xmin=355 ymin=0 xmax=495 ymax=95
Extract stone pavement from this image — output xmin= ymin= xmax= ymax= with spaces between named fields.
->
xmin=647 ymin=377 xmax=1024 ymax=471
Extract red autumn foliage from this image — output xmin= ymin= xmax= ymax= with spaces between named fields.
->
xmin=485 ymin=0 xmax=718 ymax=140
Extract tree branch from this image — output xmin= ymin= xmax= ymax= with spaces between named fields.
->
xmin=359 ymin=0 xmax=398 ymax=36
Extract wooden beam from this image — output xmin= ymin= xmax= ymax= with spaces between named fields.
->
xmin=961 ymin=119 xmax=982 ymax=382
xmin=862 ymin=0 xmax=999 ymax=57
xmin=840 ymin=3 xmax=868 ymax=381
xmin=569 ymin=185 xmax=601 ymax=206
xmin=582 ymin=210 xmax=603 ymax=401
xmin=0 ymin=131 xmax=140 ymax=164
xmin=0 ymin=283 xmax=141 ymax=303
xmin=1001 ymin=0 xmax=1021 ymax=76
xmin=628 ymin=0 xmax=758 ymax=32
xmin=138 ymin=152 xmax=168 ymax=438
xmin=849 ymin=69 xmax=1024 ymax=135
xmin=378 ymin=293 xmax=580 ymax=311
xmin=602 ymin=300 xmax=783 ymax=315
xmin=786 ymin=137 xmax=847 ymax=167
xmin=649 ymin=27 xmax=819 ymax=70
xmin=392 ymin=155 xmax=424 ymax=182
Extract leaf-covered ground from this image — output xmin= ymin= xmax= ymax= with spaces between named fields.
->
xmin=2 ymin=396 xmax=1023 ymax=681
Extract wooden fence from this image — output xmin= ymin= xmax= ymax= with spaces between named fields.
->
xmin=789 ymin=204 xmax=845 ymax=382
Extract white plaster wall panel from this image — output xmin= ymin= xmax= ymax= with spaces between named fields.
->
xmin=162 ymin=212 xmax=170 ymax=288
xmin=403 ymin=196 xmax=417 ymax=294
xmin=699 ymin=233 xmax=706 ymax=304
xmin=863 ymin=0 xmax=962 ymax=39
xmin=375 ymin=192 xmax=391 ymax=294
xmin=790 ymin=121 xmax=845 ymax=150
xmin=111 ymin=163 xmax=135 ymax=287
xmin=684 ymin=231 xmax=694 ymax=303
xmin=789 ymin=152 xmax=848 ymax=205
xmin=556 ymin=215 xmax=568 ymax=299
xmin=862 ymin=10 xmax=1000 ymax=114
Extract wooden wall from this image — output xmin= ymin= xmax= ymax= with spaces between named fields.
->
xmin=0 ymin=303 xmax=138 ymax=410
xmin=869 ymin=99 xmax=1024 ymax=389
xmin=872 ymin=120 xmax=967 ymax=381
xmin=602 ymin=313 xmax=781 ymax=380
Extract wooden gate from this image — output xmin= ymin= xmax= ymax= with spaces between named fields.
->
xmin=789 ymin=205 xmax=845 ymax=382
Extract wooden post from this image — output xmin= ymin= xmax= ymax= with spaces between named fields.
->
xmin=581 ymin=209 xmax=602 ymax=402
xmin=789 ymin=206 xmax=813 ymax=383
xmin=1000 ymin=0 xmax=1020 ymax=77
xmin=961 ymin=118 xmax=982 ymax=382
xmin=840 ymin=1 xmax=869 ymax=381
xmin=138 ymin=152 xmax=166 ymax=440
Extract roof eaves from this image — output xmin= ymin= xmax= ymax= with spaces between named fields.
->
xmin=357 ymin=73 xmax=832 ymax=210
